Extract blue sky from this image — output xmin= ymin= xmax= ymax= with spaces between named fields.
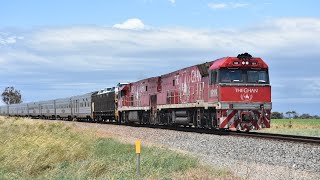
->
xmin=0 ymin=0 xmax=319 ymax=115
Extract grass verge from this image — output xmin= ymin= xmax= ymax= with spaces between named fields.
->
xmin=0 ymin=117 xmax=235 ymax=179
xmin=260 ymin=119 xmax=320 ymax=137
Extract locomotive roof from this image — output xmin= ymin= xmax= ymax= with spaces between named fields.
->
xmin=121 ymin=55 xmax=268 ymax=87
xmin=209 ymin=56 xmax=268 ymax=70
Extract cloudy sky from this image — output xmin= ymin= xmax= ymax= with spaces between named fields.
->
xmin=0 ymin=0 xmax=319 ymax=115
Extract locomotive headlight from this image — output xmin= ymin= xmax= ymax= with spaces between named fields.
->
xmin=245 ymin=61 xmax=249 ymax=65
xmin=241 ymin=61 xmax=245 ymax=65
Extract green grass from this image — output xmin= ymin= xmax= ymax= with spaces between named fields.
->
xmin=260 ymin=119 xmax=320 ymax=137
xmin=0 ymin=117 xmax=234 ymax=180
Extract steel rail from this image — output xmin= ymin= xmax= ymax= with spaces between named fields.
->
xmin=101 ymin=121 xmax=320 ymax=145
xmin=9 ymin=116 xmax=320 ymax=145
xmin=228 ymin=131 xmax=320 ymax=144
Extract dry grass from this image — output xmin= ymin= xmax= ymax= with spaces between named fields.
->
xmin=261 ymin=119 xmax=320 ymax=136
xmin=0 ymin=116 xmax=236 ymax=179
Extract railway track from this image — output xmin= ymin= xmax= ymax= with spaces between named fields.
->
xmin=113 ymin=122 xmax=320 ymax=145
xmin=228 ymin=131 xmax=320 ymax=144
xmin=13 ymin=116 xmax=320 ymax=145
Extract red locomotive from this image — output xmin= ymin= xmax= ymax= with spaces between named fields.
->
xmin=118 ymin=53 xmax=271 ymax=131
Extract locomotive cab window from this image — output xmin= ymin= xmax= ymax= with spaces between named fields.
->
xmin=219 ymin=69 xmax=242 ymax=83
xmin=247 ymin=70 xmax=269 ymax=83
xmin=120 ymin=90 xmax=127 ymax=98
xmin=210 ymin=70 xmax=218 ymax=84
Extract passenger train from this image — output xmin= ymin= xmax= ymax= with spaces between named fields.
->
xmin=0 ymin=53 xmax=271 ymax=131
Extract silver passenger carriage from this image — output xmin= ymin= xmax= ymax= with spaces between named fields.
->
xmin=28 ymin=102 xmax=41 ymax=118
xmin=9 ymin=104 xmax=19 ymax=116
xmin=71 ymin=92 xmax=93 ymax=120
xmin=0 ymin=106 xmax=7 ymax=115
xmin=55 ymin=97 xmax=72 ymax=120
xmin=39 ymin=100 xmax=55 ymax=119
xmin=16 ymin=103 xmax=29 ymax=117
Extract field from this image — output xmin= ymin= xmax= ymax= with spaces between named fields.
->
xmin=0 ymin=117 xmax=234 ymax=180
xmin=261 ymin=119 xmax=320 ymax=137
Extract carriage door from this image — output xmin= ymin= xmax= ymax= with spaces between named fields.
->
xmin=149 ymin=95 xmax=157 ymax=124
xmin=73 ymin=100 xmax=78 ymax=115
xmin=91 ymin=102 xmax=94 ymax=118
xmin=76 ymin=100 xmax=79 ymax=114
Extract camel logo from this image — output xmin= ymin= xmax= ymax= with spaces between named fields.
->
xmin=240 ymin=93 xmax=253 ymax=101
xmin=235 ymin=88 xmax=257 ymax=101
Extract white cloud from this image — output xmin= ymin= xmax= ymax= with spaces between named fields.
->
xmin=1 ymin=18 xmax=320 ymax=74
xmin=208 ymin=3 xmax=227 ymax=9
xmin=232 ymin=3 xmax=248 ymax=8
xmin=113 ymin=18 xmax=145 ymax=30
xmin=0 ymin=18 xmax=320 ymax=72
xmin=0 ymin=34 xmax=23 ymax=45
xmin=208 ymin=2 xmax=248 ymax=9
xmin=168 ymin=0 xmax=175 ymax=4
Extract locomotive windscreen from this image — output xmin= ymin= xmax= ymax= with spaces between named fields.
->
xmin=219 ymin=69 xmax=269 ymax=84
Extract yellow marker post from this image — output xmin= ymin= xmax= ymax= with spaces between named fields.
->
xmin=136 ymin=140 xmax=141 ymax=154
xmin=136 ymin=140 xmax=141 ymax=177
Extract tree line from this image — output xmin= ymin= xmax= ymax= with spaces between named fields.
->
xmin=271 ymin=111 xmax=320 ymax=119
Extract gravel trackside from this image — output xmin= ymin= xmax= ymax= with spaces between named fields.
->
xmin=56 ymin=121 xmax=320 ymax=180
